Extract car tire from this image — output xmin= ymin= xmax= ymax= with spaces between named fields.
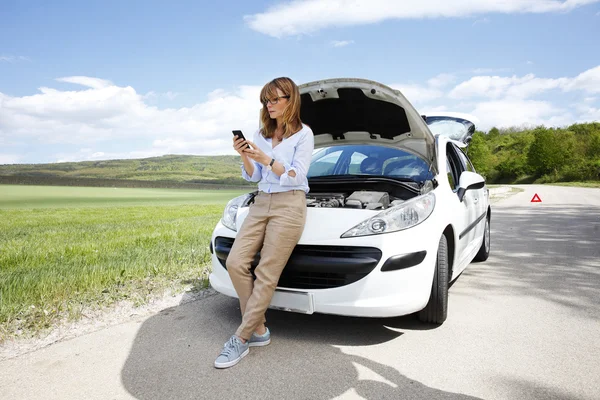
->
xmin=473 ymin=215 xmax=490 ymax=262
xmin=418 ymin=234 xmax=448 ymax=325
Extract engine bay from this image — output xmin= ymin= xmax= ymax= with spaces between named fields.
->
xmin=245 ymin=177 xmax=435 ymax=211
xmin=306 ymin=191 xmax=406 ymax=210
xmin=303 ymin=177 xmax=435 ymax=210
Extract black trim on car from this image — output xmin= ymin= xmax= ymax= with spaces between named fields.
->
xmin=214 ymin=236 xmax=382 ymax=289
xmin=459 ymin=211 xmax=487 ymax=240
xmin=380 ymin=251 xmax=427 ymax=272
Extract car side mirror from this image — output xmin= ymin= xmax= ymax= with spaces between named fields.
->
xmin=457 ymin=171 xmax=485 ymax=202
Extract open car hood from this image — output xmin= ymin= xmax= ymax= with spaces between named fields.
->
xmin=299 ymin=78 xmax=436 ymax=166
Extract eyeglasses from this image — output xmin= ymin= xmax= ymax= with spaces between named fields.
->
xmin=262 ymin=95 xmax=290 ymax=106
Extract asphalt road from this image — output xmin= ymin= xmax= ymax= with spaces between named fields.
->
xmin=1 ymin=184 xmax=599 ymax=400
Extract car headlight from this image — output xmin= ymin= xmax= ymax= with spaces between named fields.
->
xmin=341 ymin=192 xmax=436 ymax=238
xmin=221 ymin=193 xmax=252 ymax=231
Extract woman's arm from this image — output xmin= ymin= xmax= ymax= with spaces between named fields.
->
xmin=243 ymin=128 xmax=315 ymax=183
xmin=237 ymin=132 xmax=262 ymax=182
xmin=241 ymin=154 xmax=255 ymax=177
xmin=278 ymin=129 xmax=315 ymax=186
xmin=241 ymin=157 xmax=262 ymax=182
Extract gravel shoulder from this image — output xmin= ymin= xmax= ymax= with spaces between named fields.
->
xmin=0 ymin=287 xmax=218 ymax=361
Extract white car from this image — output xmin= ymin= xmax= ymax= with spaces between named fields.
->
xmin=209 ymin=78 xmax=490 ymax=324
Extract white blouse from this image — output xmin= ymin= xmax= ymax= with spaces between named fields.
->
xmin=241 ymin=124 xmax=314 ymax=193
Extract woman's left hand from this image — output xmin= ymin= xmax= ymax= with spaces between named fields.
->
xmin=243 ymin=141 xmax=270 ymax=165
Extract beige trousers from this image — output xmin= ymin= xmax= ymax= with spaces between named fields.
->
xmin=226 ymin=190 xmax=307 ymax=340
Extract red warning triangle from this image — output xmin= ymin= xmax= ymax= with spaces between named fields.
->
xmin=531 ymin=193 xmax=542 ymax=203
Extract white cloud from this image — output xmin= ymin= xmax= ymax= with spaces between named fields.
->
xmin=427 ymin=73 xmax=456 ymax=88
xmin=472 ymin=17 xmax=491 ymax=25
xmin=563 ymin=65 xmax=600 ymax=92
xmin=164 ymin=91 xmax=179 ymax=100
xmin=449 ymin=66 xmax=600 ymax=99
xmin=0 ymin=154 xmax=22 ymax=164
xmin=390 ymin=84 xmax=444 ymax=103
xmin=526 ymin=60 xmax=534 ymax=65
xmin=422 ymin=105 xmax=450 ymax=113
xmin=245 ymin=0 xmax=599 ymax=37
xmin=143 ymin=90 xmax=179 ymax=101
xmin=0 ymin=55 xmax=29 ymax=63
xmin=470 ymin=99 xmax=573 ymax=130
xmin=56 ymin=76 xmax=113 ymax=89
xmin=444 ymin=66 xmax=600 ymax=128
xmin=0 ymin=77 xmax=263 ymax=161
xmin=330 ymin=40 xmax=354 ymax=47
xmin=390 ymin=73 xmax=454 ymax=104
xmin=3 ymin=68 xmax=599 ymax=163
xmin=470 ymin=67 xmax=513 ymax=74
xmin=577 ymin=106 xmax=600 ymax=122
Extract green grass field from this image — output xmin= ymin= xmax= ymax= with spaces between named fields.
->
xmin=0 ymin=185 xmax=246 ymax=209
xmin=0 ymin=185 xmax=248 ymax=342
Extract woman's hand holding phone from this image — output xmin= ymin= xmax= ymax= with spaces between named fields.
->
xmin=233 ymin=136 xmax=249 ymax=156
xmin=232 ymin=130 xmax=251 ymax=156
xmin=232 ymin=130 xmax=269 ymax=165
xmin=243 ymin=140 xmax=269 ymax=165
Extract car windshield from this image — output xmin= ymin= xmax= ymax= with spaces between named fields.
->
xmin=307 ymin=144 xmax=433 ymax=182
xmin=426 ymin=117 xmax=473 ymax=141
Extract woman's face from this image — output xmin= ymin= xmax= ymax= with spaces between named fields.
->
xmin=266 ymin=88 xmax=289 ymax=121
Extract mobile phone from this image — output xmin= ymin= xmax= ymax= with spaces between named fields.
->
xmin=232 ymin=130 xmax=251 ymax=149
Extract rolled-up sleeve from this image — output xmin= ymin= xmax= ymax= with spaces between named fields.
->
xmin=241 ymin=161 xmax=262 ymax=182
xmin=280 ymin=129 xmax=315 ymax=186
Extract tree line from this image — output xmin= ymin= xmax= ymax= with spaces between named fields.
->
xmin=467 ymin=122 xmax=600 ymax=183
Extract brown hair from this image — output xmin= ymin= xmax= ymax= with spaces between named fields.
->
xmin=259 ymin=77 xmax=302 ymax=139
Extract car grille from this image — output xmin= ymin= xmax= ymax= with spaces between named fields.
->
xmin=214 ymin=236 xmax=382 ymax=290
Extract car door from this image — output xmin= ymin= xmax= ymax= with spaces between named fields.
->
xmin=456 ymin=148 xmax=487 ymax=243
xmin=446 ymin=143 xmax=479 ymax=270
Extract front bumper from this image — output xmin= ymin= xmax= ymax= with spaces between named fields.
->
xmin=209 ymin=219 xmax=440 ymax=318
xmin=214 ymin=236 xmax=383 ymax=289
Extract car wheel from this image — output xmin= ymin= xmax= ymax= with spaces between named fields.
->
xmin=418 ymin=234 xmax=448 ymax=325
xmin=473 ymin=215 xmax=490 ymax=262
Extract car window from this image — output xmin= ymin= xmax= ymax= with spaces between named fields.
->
xmin=446 ymin=159 xmax=456 ymax=188
xmin=383 ymin=155 xmax=430 ymax=180
xmin=308 ymin=144 xmax=433 ymax=182
xmin=348 ymin=152 xmax=368 ymax=174
xmin=457 ymin=148 xmax=476 ymax=173
xmin=446 ymin=144 xmax=463 ymax=190
xmin=307 ymin=149 xmax=344 ymax=177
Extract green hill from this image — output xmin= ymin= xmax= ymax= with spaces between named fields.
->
xmin=0 ymin=154 xmax=254 ymax=188
xmin=3 ymin=121 xmax=599 ymax=188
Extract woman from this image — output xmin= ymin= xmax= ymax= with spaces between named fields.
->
xmin=214 ymin=77 xmax=314 ymax=369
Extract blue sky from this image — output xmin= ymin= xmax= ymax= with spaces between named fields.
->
xmin=1 ymin=0 xmax=599 ymax=164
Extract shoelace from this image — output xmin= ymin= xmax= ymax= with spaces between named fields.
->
xmin=220 ymin=337 xmax=239 ymax=357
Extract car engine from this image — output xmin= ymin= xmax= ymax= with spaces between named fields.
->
xmin=306 ymin=191 xmax=404 ymax=210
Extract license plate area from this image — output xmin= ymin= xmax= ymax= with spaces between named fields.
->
xmin=269 ymin=289 xmax=314 ymax=314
